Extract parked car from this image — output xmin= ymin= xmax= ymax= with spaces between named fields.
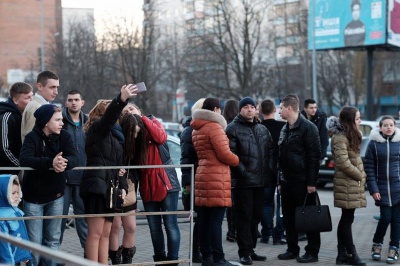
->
xmin=317 ymin=136 xmax=370 ymax=188
xmin=359 ymin=120 xmax=378 ymax=136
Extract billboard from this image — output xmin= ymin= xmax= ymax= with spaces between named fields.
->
xmin=308 ymin=0 xmax=387 ymax=50
xmin=388 ymin=0 xmax=400 ymax=47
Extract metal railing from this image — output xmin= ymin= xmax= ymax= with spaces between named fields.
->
xmin=0 ymin=164 xmax=195 ymax=266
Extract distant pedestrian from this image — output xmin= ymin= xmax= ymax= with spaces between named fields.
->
xmin=259 ymin=99 xmax=286 ymax=245
xmin=0 ymin=82 xmax=33 ymax=175
xmin=222 ymin=99 xmax=239 ymax=243
xmin=365 ymin=115 xmax=400 ymax=264
xmin=180 ymin=98 xmax=205 ymax=263
xmin=327 ymin=106 xmax=367 ymax=265
xmin=301 ymin=98 xmax=329 ymax=159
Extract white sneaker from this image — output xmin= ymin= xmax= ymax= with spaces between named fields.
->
xmin=371 ymin=243 xmax=382 ymax=261
xmin=386 ymin=246 xmax=399 ymax=264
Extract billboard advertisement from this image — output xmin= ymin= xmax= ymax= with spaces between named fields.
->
xmin=308 ymin=0 xmax=387 ymax=50
xmin=388 ymin=0 xmax=400 ymax=47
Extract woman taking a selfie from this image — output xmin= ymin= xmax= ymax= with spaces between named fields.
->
xmin=80 ymin=84 xmax=137 ymax=264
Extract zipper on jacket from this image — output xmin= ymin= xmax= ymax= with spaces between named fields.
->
xmin=386 ymin=138 xmax=392 ymax=206
xmin=158 ymin=173 xmax=170 ymax=190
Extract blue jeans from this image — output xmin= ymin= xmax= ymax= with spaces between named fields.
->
xmin=143 ymin=191 xmax=181 ymax=260
xmin=260 ymin=185 xmax=275 ymax=241
xmin=198 ymin=206 xmax=226 ymax=262
xmin=24 ymin=196 xmax=64 ymax=266
xmin=373 ymin=205 xmax=400 ymax=248
xmin=60 ymin=184 xmax=88 ymax=249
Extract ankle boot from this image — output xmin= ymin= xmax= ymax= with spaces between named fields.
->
xmin=122 ymin=246 xmax=136 ymax=264
xmin=153 ymin=253 xmax=168 ymax=262
xmin=336 ymin=245 xmax=348 ymax=264
xmin=109 ymin=246 xmax=122 ymax=265
xmin=347 ymin=245 xmax=366 ymax=266
xmin=201 ymin=253 xmax=213 ymax=266
xmin=192 ymin=242 xmax=202 ymax=263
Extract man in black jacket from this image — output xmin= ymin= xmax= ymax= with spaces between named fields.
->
xmin=301 ymin=98 xmax=328 ymax=159
xmin=226 ymin=97 xmax=274 ymax=265
xmin=278 ymin=94 xmax=321 ymax=263
xmin=59 ymin=90 xmax=88 ymax=253
xmin=0 ymin=82 xmax=33 ymax=174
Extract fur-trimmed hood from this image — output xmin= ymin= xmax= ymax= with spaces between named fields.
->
xmin=0 ymin=174 xmax=21 ymax=207
xmin=369 ymin=127 xmax=400 ymax=143
xmin=326 ymin=116 xmax=344 ymax=136
xmin=191 ymin=109 xmax=227 ymax=130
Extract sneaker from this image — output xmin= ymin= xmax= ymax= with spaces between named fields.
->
xmin=386 ymin=246 xmax=399 ymax=264
xmin=371 ymin=243 xmax=382 ymax=261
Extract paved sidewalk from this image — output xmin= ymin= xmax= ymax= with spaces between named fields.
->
xmin=61 ymin=207 xmax=390 ymax=265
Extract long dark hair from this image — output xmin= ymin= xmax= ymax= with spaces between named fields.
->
xmin=223 ymin=99 xmax=239 ymax=123
xmin=339 ymin=106 xmax=361 ymax=153
xmin=120 ymin=113 xmax=148 ymax=165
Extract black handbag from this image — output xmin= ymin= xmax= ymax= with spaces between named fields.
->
xmin=295 ymin=192 xmax=332 ymax=233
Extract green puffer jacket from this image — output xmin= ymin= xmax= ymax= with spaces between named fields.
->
xmin=331 ymin=133 xmax=367 ymax=209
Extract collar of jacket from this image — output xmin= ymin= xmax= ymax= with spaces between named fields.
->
xmin=287 ymin=114 xmax=305 ymax=130
xmin=32 ymin=126 xmax=60 ymax=144
xmin=192 ymin=109 xmax=227 ymax=129
xmin=62 ymin=107 xmax=87 ymax=126
xmin=235 ymin=114 xmax=258 ymax=125
xmin=369 ymin=127 xmax=400 ymax=143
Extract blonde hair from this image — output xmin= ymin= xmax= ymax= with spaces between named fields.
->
xmin=84 ymin=99 xmax=112 ymax=132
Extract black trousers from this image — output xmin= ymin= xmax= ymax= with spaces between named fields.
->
xmin=233 ymin=187 xmax=264 ymax=257
xmin=281 ymin=181 xmax=321 ymax=256
xmin=337 ymin=208 xmax=355 ymax=250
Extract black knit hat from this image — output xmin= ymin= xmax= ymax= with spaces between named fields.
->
xmin=239 ymin=96 xmax=256 ymax=110
xmin=34 ymin=104 xmax=58 ymax=129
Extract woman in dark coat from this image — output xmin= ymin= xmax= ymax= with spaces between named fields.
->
xmin=80 ymin=84 xmax=137 ymax=264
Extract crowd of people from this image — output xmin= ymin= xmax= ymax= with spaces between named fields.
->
xmin=0 ymin=69 xmax=399 ymax=266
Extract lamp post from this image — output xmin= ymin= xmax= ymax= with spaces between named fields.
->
xmin=311 ymin=0 xmax=318 ymax=102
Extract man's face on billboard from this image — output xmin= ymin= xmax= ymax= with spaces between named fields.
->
xmin=352 ymin=4 xmax=360 ymax=21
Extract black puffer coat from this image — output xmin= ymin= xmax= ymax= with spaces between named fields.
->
xmin=179 ymin=116 xmax=198 ymax=187
xmin=278 ymin=115 xmax=321 ymax=185
xmin=225 ymin=114 xmax=274 ymax=188
xmin=301 ymin=109 xmax=328 ymax=159
xmin=80 ymin=94 xmax=128 ymax=198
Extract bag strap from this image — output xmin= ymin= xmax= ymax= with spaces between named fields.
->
xmin=302 ymin=191 xmax=321 ymax=208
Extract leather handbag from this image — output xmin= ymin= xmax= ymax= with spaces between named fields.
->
xmin=295 ymin=192 xmax=332 ymax=233
xmin=123 ymin=169 xmax=137 ymax=207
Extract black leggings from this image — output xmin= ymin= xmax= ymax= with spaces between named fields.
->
xmin=337 ymin=208 xmax=355 ymax=249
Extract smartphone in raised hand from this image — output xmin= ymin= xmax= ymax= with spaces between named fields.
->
xmin=135 ymin=82 xmax=147 ymax=93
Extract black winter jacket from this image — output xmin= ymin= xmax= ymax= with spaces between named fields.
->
xmin=80 ymin=94 xmax=128 ymax=198
xmin=20 ymin=127 xmax=78 ymax=204
xmin=301 ymin=109 xmax=329 ymax=159
xmin=0 ymin=98 xmax=23 ymax=174
xmin=179 ymin=116 xmax=198 ymax=187
xmin=62 ymin=108 xmax=88 ymax=185
xmin=278 ymin=115 xmax=321 ymax=185
xmin=225 ymin=114 xmax=274 ymax=188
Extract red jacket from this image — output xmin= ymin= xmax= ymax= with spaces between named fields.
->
xmin=139 ymin=116 xmax=172 ymax=202
xmin=191 ymin=109 xmax=239 ymax=207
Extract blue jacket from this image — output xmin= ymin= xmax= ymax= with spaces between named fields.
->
xmin=365 ymin=128 xmax=400 ymax=207
xmin=0 ymin=174 xmax=31 ymax=264
xmin=62 ymin=108 xmax=88 ymax=185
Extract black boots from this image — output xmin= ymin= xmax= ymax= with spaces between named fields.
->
xmin=122 ymin=246 xmax=136 ymax=264
xmin=109 ymin=246 xmax=136 ymax=264
xmin=347 ymin=245 xmax=366 ymax=266
xmin=336 ymin=245 xmax=348 ymax=264
xmin=109 ymin=246 xmax=122 ymax=265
